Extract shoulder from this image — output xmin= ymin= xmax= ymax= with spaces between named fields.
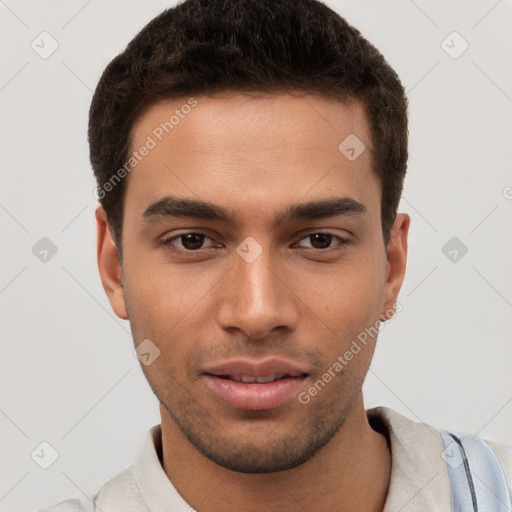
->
xmin=38 ymin=466 xmax=136 ymax=512
xmin=39 ymin=424 xmax=162 ymax=512
xmin=486 ymin=439 xmax=512 ymax=469
xmin=367 ymin=406 xmax=512 ymax=502
xmin=485 ymin=439 xmax=512 ymax=493
xmin=38 ymin=497 xmax=94 ymax=512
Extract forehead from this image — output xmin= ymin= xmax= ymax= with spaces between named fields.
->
xmin=131 ymin=92 xmax=371 ymax=156
xmin=125 ymin=92 xmax=379 ymax=224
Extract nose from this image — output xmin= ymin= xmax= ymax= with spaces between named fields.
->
xmin=217 ymin=246 xmax=299 ymax=340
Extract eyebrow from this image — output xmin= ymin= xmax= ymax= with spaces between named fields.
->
xmin=142 ymin=195 xmax=368 ymax=225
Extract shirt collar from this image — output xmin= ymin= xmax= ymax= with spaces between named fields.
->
xmin=133 ymin=424 xmax=192 ymax=511
xmin=367 ymin=406 xmax=450 ymax=511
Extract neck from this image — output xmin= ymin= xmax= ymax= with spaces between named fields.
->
xmin=160 ymin=394 xmax=391 ymax=512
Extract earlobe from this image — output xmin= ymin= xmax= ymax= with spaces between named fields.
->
xmin=382 ymin=213 xmax=410 ymax=320
xmin=96 ymin=206 xmax=128 ymax=320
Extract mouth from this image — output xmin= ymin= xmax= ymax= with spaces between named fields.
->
xmin=202 ymin=359 xmax=309 ymax=410
xmin=214 ymin=373 xmax=300 ymax=383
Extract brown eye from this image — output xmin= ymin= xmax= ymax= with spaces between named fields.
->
xmin=162 ymin=232 xmax=215 ymax=251
xmin=180 ymin=233 xmax=205 ymax=250
xmin=296 ymin=232 xmax=349 ymax=251
xmin=309 ymin=233 xmax=333 ymax=249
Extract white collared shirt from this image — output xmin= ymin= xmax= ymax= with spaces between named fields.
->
xmin=41 ymin=406 xmax=512 ymax=512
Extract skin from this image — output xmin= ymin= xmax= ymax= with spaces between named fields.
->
xmin=97 ymin=92 xmax=410 ymax=512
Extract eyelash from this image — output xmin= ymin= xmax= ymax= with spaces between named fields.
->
xmin=160 ymin=231 xmax=350 ymax=253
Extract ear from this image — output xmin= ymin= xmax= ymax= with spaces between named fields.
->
xmin=96 ymin=206 xmax=128 ymax=320
xmin=381 ymin=213 xmax=410 ymax=321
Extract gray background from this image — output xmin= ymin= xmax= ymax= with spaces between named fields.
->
xmin=0 ymin=0 xmax=511 ymax=510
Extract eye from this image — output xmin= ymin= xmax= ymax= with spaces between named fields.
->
xmin=296 ymin=232 xmax=349 ymax=250
xmin=162 ymin=232 xmax=217 ymax=251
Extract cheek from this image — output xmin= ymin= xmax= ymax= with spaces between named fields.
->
xmin=300 ymin=257 xmax=387 ymax=363
xmin=122 ymin=260 xmax=176 ymax=343
xmin=303 ymin=255 xmax=385 ymax=316
xmin=122 ymin=258 xmax=220 ymax=370
xmin=124 ymin=257 xmax=207 ymax=318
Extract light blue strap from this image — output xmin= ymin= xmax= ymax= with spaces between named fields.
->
xmin=441 ymin=431 xmax=477 ymax=511
xmin=460 ymin=435 xmax=512 ymax=512
xmin=440 ymin=431 xmax=512 ymax=512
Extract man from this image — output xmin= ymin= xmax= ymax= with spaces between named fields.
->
xmin=43 ymin=0 xmax=511 ymax=510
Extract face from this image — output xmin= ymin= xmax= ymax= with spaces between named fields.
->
xmin=97 ymin=92 xmax=408 ymax=473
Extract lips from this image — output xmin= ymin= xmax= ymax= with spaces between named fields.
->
xmin=202 ymin=358 xmax=308 ymax=410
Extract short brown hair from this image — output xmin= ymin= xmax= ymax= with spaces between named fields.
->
xmin=89 ymin=0 xmax=408 ymax=250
